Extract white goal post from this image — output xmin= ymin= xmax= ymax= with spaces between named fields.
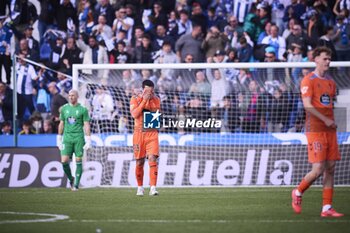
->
xmin=71 ymin=61 xmax=350 ymax=188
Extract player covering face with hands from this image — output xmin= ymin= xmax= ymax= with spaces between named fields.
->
xmin=57 ymin=90 xmax=91 ymax=191
xmin=292 ymin=47 xmax=344 ymax=217
xmin=130 ymin=80 xmax=161 ymax=196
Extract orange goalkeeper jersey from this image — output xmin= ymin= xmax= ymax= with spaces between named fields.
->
xmin=300 ymin=72 xmax=337 ymax=132
xmin=130 ymin=95 xmax=161 ymax=132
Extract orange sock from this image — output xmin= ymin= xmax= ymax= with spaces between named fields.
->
xmin=149 ymin=160 xmax=158 ymax=186
xmin=297 ymin=179 xmax=311 ymax=194
xmin=323 ymin=188 xmax=333 ymax=206
xmin=135 ymin=164 xmax=144 ymax=186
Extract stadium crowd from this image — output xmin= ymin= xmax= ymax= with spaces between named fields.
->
xmin=0 ymin=0 xmax=350 ymax=135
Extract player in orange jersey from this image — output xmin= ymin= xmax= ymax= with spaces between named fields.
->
xmin=291 ymin=47 xmax=344 ymax=217
xmin=130 ymin=80 xmax=161 ymax=196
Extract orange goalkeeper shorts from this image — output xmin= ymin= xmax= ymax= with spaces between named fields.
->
xmin=306 ymin=131 xmax=341 ymax=163
xmin=133 ymin=130 xmax=159 ymax=159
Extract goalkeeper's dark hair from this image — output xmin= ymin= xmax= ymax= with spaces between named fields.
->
xmin=142 ymin=80 xmax=154 ymax=88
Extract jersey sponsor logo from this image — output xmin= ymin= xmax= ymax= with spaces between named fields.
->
xmin=68 ymin=116 xmax=77 ymax=124
xmin=301 ymin=86 xmax=308 ymax=94
xmin=320 ymin=94 xmax=331 ymax=106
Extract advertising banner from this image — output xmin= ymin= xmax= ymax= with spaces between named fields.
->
xmin=1 ymin=145 xmax=349 ymax=188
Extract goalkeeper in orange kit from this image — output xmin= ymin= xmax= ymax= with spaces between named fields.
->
xmin=130 ymin=80 xmax=161 ymax=196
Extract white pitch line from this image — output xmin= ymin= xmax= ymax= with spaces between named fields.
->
xmin=66 ymin=219 xmax=350 ymax=224
xmin=0 ymin=211 xmax=69 ymax=224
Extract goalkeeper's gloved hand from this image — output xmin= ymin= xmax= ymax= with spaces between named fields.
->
xmin=83 ymin=136 xmax=91 ymax=150
xmin=57 ymin=135 xmax=63 ymax=150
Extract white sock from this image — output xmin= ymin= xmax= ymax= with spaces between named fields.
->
xmin=322 ymin=204 xmax=332 ymax=212
xmin=295 ymin=189 xmax=302 ymax=196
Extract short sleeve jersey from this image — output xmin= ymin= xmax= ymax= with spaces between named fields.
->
xmin=300 ymin=72 xmax=337 ymax=132
xmin=60 ymin=103 xmax=90 ymax=138
xmin=130 ymin=95 xmax=161 ymax=132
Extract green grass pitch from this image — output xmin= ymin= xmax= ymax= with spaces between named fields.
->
xmin=0 ymin=187 xmax=349 ymax=233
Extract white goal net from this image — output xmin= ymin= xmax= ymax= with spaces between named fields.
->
xmin=72 ymin=62 xmax=350 ymax=187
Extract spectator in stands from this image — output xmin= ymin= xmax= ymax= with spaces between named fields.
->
xmin=189 ymin=70 xmax=211 ymax=100
xmin=269 ymin=88 xmax=289 ymax=132
xmin=207 ymin=7 xmax=226 ymax=32
xmin=202 ymin=26 xmax=228 ymax=59
xmin=282 ymin=18 xmax=298 ymax=40
xmin=140 ymin=69 xmax=158 ymax=87
xmin=35 ymin=77 xmax=51 ymax=114
xmin=151 ymin=1 xmax=168 ymax=27
xmin=49 ymin=36 xmax=65 ymax=71
xmin=76 ymin=35 xmax=109 ymax=79
xmin=283 ymin=0 xmax=306 ymax=24
xmin=92 ymin=14 xmax=113 ymax=40
xmin=268 ymin=0 xmax=288 ymax=34
xmin=152 ymin=24 xmax=175 ymax=51
xmin=0 ymin=120 xmax=12 ymax=135
xmin=130 ymin=26 xmax=144 ymax=49
xmin=167 ymin=10 xmax=179 ymax=42
xmin=224 ymin=15 xmax=244 ymax=44
xmin=16 ymin=53 xmax=41 ymax=121
xmin=57 ymin=0 xmax=78 ymax=32
xmin=110 ymin=41 xmax=131 ymax=64
xmin=318 ymin=26 xmax=338 ymax=61
xmin=42 ymin=119 xmax=54 ymax=134
xmin=287 ymin=44 xmax=303 ymax=84
xmin=91 ymin=85 xmax=114 ymax=133
xmin=78 ymin=0 xmax=95 ymax=36
xmin=0 ymin=17 xmax=12 ymax=85
xmin=206 ymin=68 xmax=231 ymax=108
xmin=260 ymin=47 xmax=285 ymax=84
xmin=38 ymin=0 xmax=56 ymax=44
xmin=243 ymin=8 xmax=264 ymax=43
xmin=134 ymin=34 xmax=154 ymax=63
xmin=0 ymin=81 xmax=12 ymax=125
xmin=261 ymin=24 xmax=286 ymax=60
xmin=177 ymin=9 xmax=192 ymax=37
xmin=242 ymin=80 xmax=262 ymax=133
xmin=48 ymin=81 xmax=67 ymax=130
xmin=173 ymin=53 xmax=197 ymax=92
xmin=13 ymin=0 xmax=38 ymax=32
xmin=286 ymin=23 xmax=312 ymax=57
xmin=210 ymin=50 xmax=239 ymax=84
xmin=19 ymin=120 xmax=36 ymax=135
xmin=219 ymin=95 xmax=239 ymax=133
xmin=30 ymin=111 xmax=44 ymax=134
xmin=190 ymin=3 xmax=208 ymax=35
xmin=237 ymin=36 xmax=253 ymax=62
xmin=61 ymin=37 xmax=82 ymax=75
xmin=18 ymin=38 xmax=39 ymax=62
xmin=118 ymin=115 xmax=130 ymax=133
xmin=176 ymin=24 xmax=204 ymax=62
xmin=306 ymin=12 xmax=324 ymax=46
xmin=12 ymin=24 xmax=39 ymax=53
xmin=257 ymin=21 xmax=272 ymax=45
xmin=112 ymin=7 xmax=134 ymax=43
xmin=333 ymin=0 xmax=350 ymax=22
xmin=287 ymin=115 xmax=304 ymax=133
xmin=233 ymin=69 xmax=251 ymax=93
xmin=154 ymin=41 xmax=179 ymax=78
xmin=185 ymin=94 xmax=210 ymax=132
xmin=125 ymin=4 xmax=141 ymax=28
xmin=121 ymin=69 xmax=141 ymax=90
xmin=93 ymin=0 xmax=115 ymax=27
xmin=333 ymin=15 xmax=350 ymax=61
